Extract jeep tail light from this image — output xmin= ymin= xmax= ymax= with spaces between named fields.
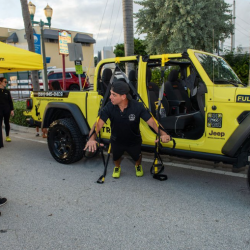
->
xmin=26 ymin=99 xmax=33 ymax=110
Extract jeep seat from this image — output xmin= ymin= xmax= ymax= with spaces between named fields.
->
xmin=128 ymin=69 xmax=138 ymax=100
xmin=146 ymin=68 xmax=203 ymax=134
xmin=128 ymin=69 xmax=137 ymax=89
xmin=145 ymin=71 xmax=193 ymax=130
xmin=148 ymin=89 xmax=194 ymax=130
xmin=101 ymin=68 xmax=112 ymax=95
xmin=165 ymin=69 xmax=192 ymax=113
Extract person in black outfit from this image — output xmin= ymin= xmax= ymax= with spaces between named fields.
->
xmin=0 ymin=77 xmax=14 ymax=148
xmin=0 ymin=77 xmax=11 ymax=207
xmin=84 ymin=81 xmax=170 ymax=178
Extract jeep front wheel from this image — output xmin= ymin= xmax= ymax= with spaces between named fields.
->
xmin=48 ymin=118 xmax=85 ymax=164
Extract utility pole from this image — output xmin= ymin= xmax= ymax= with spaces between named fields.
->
xmin=122 ymin=0 xmax=134 ymax=74
xmin=20 ymin=0 xmax=40 ymax=91
xmin=231 ymin=0 xmax=236 ymax=51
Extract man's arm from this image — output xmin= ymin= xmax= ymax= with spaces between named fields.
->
xmin=84 ymin=118 xmax=105 ymax=152
xmin=146 ymin=117 xmax=171 ymax=143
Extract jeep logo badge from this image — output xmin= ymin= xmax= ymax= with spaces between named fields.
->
xmin=236 ymin=95 xmax=250 ymax=103
xmin=209 ymin=130 xmax=225 ymax=137
xmin=208 ymin=130 xmax=226 ymax=140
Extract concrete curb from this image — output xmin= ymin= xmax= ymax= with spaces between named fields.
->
xmin=10 ymin=123 xmax=35 ymax=133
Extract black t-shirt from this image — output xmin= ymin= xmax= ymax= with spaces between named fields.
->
xmin=100 ymin=99 xmax=151 ymax=145
xmin=0 ymin=89 xmax=14 ymax=110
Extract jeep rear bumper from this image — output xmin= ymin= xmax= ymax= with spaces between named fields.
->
xmin=26 ymin=117 xmax=41 ymax=127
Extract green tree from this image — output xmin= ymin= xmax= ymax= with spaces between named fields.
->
xmin=223 ymin=48 xmax=249 ymax=84
xmin=135 ymin=0 xmax=233 ymax=54
xmin=114 ymin=38 xmax=147 ymax=57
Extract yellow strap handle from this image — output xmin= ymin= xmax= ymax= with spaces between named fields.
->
xmin=154 ymin=158 xmax=158 ymax=174
xmin=107 ymin=143 xmax=111 ymax=154
xmin=115 ymin=57 xmax=120 ymax=64
xmin=161 ymin=54 xmax=169 ymax=67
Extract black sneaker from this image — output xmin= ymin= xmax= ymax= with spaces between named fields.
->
xmin=0 ymin=197 xmax=7 ymax=207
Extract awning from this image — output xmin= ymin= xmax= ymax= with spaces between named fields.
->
xmin=7 ymin=33 xmax=18 ymax=43
xmin=74 ymin=33 xmax=96 ymax=44
xmin=0 ymin=42 xmax=43 ymax=73
xmin=43 ymin=29 xmax=58 ymax=40
xmin=24 ymin=29 xmax=36 ymax=39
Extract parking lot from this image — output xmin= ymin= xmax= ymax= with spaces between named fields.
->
xmin=0 ymin=126 xmax=250 ymax=250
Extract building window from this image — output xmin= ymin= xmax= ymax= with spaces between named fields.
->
xmin=81 ymin=43 xmax=90 ymax=47
xmin=44 ymin=38 xmax=58 ymax=43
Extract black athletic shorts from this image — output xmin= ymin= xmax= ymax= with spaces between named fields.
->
xmin=111 ymin=141 xmax=141 ymax=162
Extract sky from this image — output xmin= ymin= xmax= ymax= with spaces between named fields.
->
xmin=0 ymin=0 xmax=250 ymax=55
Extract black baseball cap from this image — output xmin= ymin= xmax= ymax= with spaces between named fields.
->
xmin=111 ymin=81 xmax=132 ymax=100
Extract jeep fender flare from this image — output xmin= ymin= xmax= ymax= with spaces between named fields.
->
xmin=222 ymin=114 xmax=250 ymax=157
xmin=42 ymin=102 xmax=89 ymax=136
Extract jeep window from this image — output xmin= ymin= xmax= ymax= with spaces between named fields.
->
xmin=194 ymin=53 xmax=241 ymax=85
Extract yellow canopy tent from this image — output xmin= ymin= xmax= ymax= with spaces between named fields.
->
xmin=0 ymin=42 xmax=43 ymax=73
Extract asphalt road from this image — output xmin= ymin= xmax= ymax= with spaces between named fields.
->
xmin=0 ymin=127 xmax=250 ymax=250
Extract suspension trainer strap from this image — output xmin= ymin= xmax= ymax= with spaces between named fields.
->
xmin=97 ymin=143 xmax=112 ymax=184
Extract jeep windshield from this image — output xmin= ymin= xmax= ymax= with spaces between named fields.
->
xmin=194 ymin=52 xmax=244 ymax=86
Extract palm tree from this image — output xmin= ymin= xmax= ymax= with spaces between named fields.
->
xmin=20 ymin=0 xmax=40 ymax=91
xmin=122 ymin=0 xmax=134 ymax=74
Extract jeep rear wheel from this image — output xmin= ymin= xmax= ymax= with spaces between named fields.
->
xmin=69 ymin=84 xmax=80 ymax=91
xmin=48 ymin=118 xmax=85 ymax=164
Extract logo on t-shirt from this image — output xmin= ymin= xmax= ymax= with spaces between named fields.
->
xmin=129 ymin=114 xmax=136 ymax=121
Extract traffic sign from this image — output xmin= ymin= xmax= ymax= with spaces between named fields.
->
xmin=75 ymin=60 xmax=83 ymax=74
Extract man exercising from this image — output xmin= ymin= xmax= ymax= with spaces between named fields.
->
xmin=84 ymin=81 xmax=170 ymax=178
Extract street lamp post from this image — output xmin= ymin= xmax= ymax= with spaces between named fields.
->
xmin=28 ymin=1 xmax=53 ymax=91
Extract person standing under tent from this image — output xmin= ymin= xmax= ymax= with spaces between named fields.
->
xmin=0 ymin=77 xmax=14 ymax=148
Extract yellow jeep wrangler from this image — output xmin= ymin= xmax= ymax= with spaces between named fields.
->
xmin=24 ymin=49 xmax=250 ymax=179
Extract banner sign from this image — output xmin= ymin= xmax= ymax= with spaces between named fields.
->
xmin=34 ymin=34 xmax=41 ymax=54
xmin=58 ymin=30 xmax=72 ymax=55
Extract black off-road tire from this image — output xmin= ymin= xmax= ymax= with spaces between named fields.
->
xmin=69 ymin=84 xmax=80 ymax=91
xmin=48 ymin=118 xmax=85 ymax=164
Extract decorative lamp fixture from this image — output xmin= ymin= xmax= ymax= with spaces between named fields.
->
xmin=44 ymin=4 xmax=53 ymax=27
xmin=28 ymin=1 xmax=36 ymax=22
